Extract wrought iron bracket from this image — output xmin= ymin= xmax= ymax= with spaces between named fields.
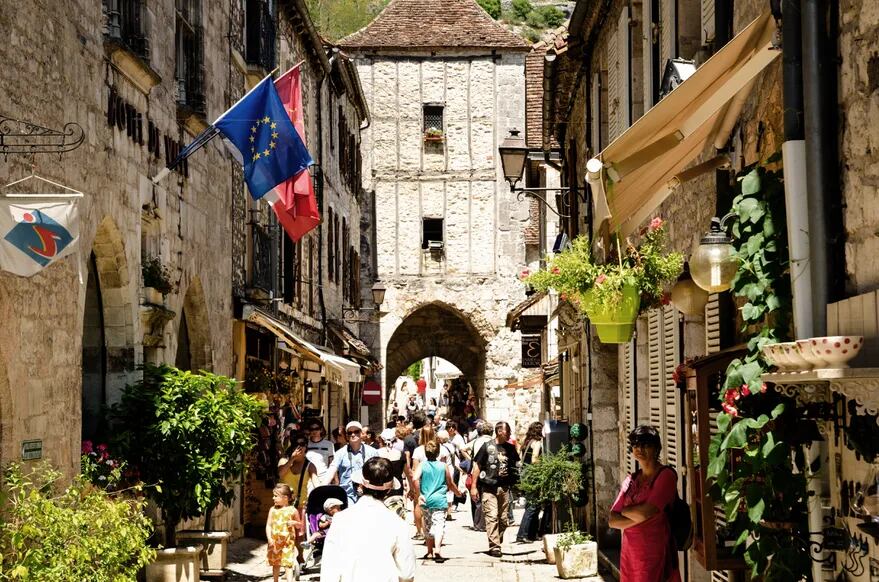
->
xmin=511 ymin=186 xmax=586 ymax=218
xmin=765 ymin=369 xmax=879 ymax=426
xmin=0 ymin=115 xmax=85 ymax=161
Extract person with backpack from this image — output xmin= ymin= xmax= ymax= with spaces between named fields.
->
xmin=469 ymin=421 xmax=520 ymax=557
xmin=609 ymin=425 xmax=684 ymax=582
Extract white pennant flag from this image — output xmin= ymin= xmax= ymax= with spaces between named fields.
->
xmin=0 ymin=199 xmax=80 ymax=277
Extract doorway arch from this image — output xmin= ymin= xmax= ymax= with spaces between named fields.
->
xmin=175 ymin=277 xmax=212 ymax=372
xmin=385 ymin=302 xmax=488 ymax=411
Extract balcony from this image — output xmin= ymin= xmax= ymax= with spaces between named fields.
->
xmin=103 ymin=0 xmax=160 ymax=94
xmin=245 ymin=0 xmax=276 ymax=73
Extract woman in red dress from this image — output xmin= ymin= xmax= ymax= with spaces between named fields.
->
xmin=609 ymin=425 xmax=681 ymax=582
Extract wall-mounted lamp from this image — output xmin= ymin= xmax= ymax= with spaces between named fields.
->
xmin=498 ymin=129 xmax=582 ymax=217
xmin=690 ymin=215 xmax=738 ymax=292
xmin=342 ymin=281 xmax=387 ymax=322
xmin=670 ymin=263 xmax=710 ymax=316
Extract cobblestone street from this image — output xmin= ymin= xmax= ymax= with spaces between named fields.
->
xmin=226 ymin=506 xmax=612 ymax=581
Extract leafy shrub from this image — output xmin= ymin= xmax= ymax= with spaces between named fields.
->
xmin=523 ymin=27 xmax=542 ymax=43
xmin=141 ymin=256 xmax=175 ymax=295
xmin=111 ymin=364 xmax=265 ymax=546
xmin=526 ymin=9 xmax=545 ymax=28
xmin=518 ymin=450 xmax=584 ymax=531
xmin=476 ymin=0 xmax=501 ymax=19
xmin=556 ymin=528 xmax=593 ymax=551
xmin=537 ymin=5 xmax=566 ymax=27
xmin=0 ymin=462 xmax=154 ymax=582
xmin=511 ymin=0 xmax=533 ymax=21
xmin=80 ymin=441 xmax=138 ymax=492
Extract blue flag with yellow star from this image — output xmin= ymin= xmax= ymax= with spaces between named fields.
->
xmin=215 ymin=76 xmax=313 ymax=200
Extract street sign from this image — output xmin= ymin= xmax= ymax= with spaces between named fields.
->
xmin=21 ymin=439 xmax=42 ymax=461
xmin=522 ymin=335 xmax=542 ymax=368
xmin=362 ymin=380 xmax=382 ymax=405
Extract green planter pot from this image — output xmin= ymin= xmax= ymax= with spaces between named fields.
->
xmin=584 ymin=283 xmax=641 ymax=344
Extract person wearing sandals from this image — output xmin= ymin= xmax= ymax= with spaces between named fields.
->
xmin=413 ymin=440 xmax=462 ymax=562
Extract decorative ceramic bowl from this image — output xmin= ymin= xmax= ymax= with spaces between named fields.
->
xmin=775 ymin=342 xmax=811 ymax=371
xmin=761 ymin=344 xmax=786 ymax=370
xmin=796 ymin=339 xmax=830 ymax=369
xmin=804 ymin=336 xmax=864 ymax=369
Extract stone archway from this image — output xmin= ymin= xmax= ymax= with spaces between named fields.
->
xmin=87 ymin=217 xmax=136 ymax=409
xmin=176 ymin=277 xmax=212 ymax=372
xmin=385 ymin=302 xmax=488 ymax=411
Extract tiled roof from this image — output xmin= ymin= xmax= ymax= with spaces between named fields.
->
xmin=525 ymin=45 xmax=547 ymax=149
xmin=339 ymin=0 xmax=530 ymax=52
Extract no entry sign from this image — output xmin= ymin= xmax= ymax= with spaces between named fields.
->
xmin=362 ymin=380 xmax=383 ymax=405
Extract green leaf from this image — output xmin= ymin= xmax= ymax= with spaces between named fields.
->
xmin=748 ymin=497 xmax=765 ymax=523
xmin=717 ymin=412 xmax=732 ymax=433
xmin=741 ymin=302 xmax=765 ymax=321
xmin=723 ymin=421 xmax=750 ymax=449
xmin=741 ymin=170 xmax=761 ymax=195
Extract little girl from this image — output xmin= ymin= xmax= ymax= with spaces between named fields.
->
xmin=266 ymin=484 xmax=301 ymax=582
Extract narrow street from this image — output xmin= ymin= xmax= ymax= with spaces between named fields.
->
xmin=225 ymin=505 xmax=612 ymax=581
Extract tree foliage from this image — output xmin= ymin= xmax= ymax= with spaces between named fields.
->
xmin=305 ymin=0 xmax=390 ymax=41
xmin=111 ymin=364 xmax=265 ymax=546
xmin=0 ymin=463 xmax=155 ymax=582
xmin=476 ymin=0 xmax=501 ymax=19
xmin=510 ymin=0 xmax=533 ymax=21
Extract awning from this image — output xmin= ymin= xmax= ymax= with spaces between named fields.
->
xmin=504 ymin=372 xmax=545 ymax=389
xmin=327 ymin=320 xmax=372 ymax=358
xmin=243 ymin=307 xmax=362 ymax=384
xmin=506 ymin=292 xmax=551 ymax=331
xmin=587 ymin=11 xmax=781 ymax=237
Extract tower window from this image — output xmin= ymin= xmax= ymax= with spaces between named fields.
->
xmin=422 ymin=218 xmax=444 ymax=250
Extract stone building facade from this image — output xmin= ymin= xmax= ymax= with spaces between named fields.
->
xmin=545 ymin=0 xmax=879 ymax=580
xmin=340 ymin=0 xmax=540 ymax=429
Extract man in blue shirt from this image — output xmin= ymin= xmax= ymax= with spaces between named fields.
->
xmin=323 ymin=421 xmax=378 ymax=503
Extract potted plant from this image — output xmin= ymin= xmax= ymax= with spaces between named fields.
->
xmin=142 ymin=256 xmax=175 ymax=304
xmin=553 ymin=529 xmax=597 ymax=579
xmin=526 ymin=218 xmax=683 ymax=343
xmin=517 ymin=450 xmax=593 ymax=570
xmin=111 ymin=364 xmax=265 ymax=580
xmin=423 ymin=126 xmax=444 ymax=142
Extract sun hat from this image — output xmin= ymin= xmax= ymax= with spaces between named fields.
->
xmin=345 ymin=420 xmax=363 ymax=432
xmin=380 ymin=428 xmax=396 ymax=442
xmin=323 ymin=498 xmax=344 ymax=511
xmin=351 ymin=471 xmax=402 ymax=491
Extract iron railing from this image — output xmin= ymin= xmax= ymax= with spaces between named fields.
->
xmin=245 ymin=0 xmax=276 ymax=72
xmin=251 ymin=223 xmax=275 ymax=295
xmin=175 ymin=23 xmax=206 ymax=115
xmin=104 ymin=0 xmax=150 ymax=60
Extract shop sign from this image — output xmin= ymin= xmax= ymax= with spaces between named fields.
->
xmin=362 ymin=381 xmax=382 ymax=405
xmin=522 ymin=335 xmax=542 ymax=368
xmin=21 ymin=439 xmax=42 ymax=461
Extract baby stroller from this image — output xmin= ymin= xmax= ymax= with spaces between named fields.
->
xmin=302 ymin=485 xmax=348 ymax=571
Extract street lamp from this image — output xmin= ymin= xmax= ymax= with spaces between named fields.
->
xmin=690 ymin=215 xmax=738 ymax=292
xmin=342 ymin=280 xmax=387 ymax=322
xmin=497 ymin=129 xmax=581 ymax=217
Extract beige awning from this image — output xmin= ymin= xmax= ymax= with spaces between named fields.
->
xmin=588 ymin=11 xmax=781 ymax=237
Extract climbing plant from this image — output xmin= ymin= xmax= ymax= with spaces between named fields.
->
xmin=706 ymin=155 xmax=813 ymax=580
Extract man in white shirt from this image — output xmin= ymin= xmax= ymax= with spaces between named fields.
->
xmin=305 ymin=419 xmax=334 ymax=484
xmin=320 ymin=457 xmax=415 ymax=582
xmin=322 ymin=421 xmax=378 ymax=504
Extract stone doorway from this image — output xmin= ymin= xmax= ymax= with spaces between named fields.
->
xmin=385 ymin=302 xmax=487 ymax=422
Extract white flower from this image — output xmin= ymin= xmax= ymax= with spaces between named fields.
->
xmin=98 ymin=475 xmax=107 ymax=481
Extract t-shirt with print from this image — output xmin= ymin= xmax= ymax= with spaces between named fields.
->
xmin=306 ymin=438 xmax=335 ymax=479
xmin=473 ymin=441 xmax=520 ymax=489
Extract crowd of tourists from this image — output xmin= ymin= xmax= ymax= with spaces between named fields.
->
xmin=264 ymin=407 xmax=553 ymax=581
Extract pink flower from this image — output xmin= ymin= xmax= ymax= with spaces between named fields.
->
xmin=741 ymin=385 xmax=751 ymax=397
xmin=722 ymin=403 xmax=739 ymax=417
xmin=519 ymin=269 xmax=531 ymax=280
xmin=760 ymin=382 xmax=768 ymax=393
xmin=81 ymin=440 xmax=94 ymax=455
xmin=724 ymin=388 xmax=738 ymax=404
xmin=96 ymin=443 xmax=108 ymax=453
xmin=661 ymin=293 xmax=671 ymax=306
xmin=649 ymin=217 xmax=664 ymax=231
xmin=595 ymin=274 xmax=607 ymax=285
xmin=551 ymin=266 xmax=560 ymax=274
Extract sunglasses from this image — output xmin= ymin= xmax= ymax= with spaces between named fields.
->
xmin=347 ymin=430 xmax=361 ymax=436
xmin=308 ymin=426 xmax=321 ymax=431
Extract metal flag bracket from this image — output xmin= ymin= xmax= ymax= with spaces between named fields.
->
xmin=0 ymin=115 xmax=85 ymax=162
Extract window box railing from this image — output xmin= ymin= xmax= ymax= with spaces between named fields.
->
xmin=423 ymin=128 xmax=445 ymax=143
xmin=104 ymin=0 xmax=150 ymax=61
xmin=244 ymin=0 xmax=276 ymax=73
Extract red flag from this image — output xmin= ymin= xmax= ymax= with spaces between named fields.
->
xmin=271 ymin=65 xmax=320 ymax=242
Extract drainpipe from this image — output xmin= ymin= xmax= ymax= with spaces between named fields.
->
xmin=801 ymin=0 xmax=830 ymax=336
xmin=782 ymin=1 xmax=813 ymax=340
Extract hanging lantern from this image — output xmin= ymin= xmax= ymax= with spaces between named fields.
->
xmin=671 ymin=263 xmax=710 ymax=316
xmin=690 ymin=217 xmax=738 ymax=292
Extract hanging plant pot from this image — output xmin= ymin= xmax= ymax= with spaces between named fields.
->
xmin=583 ymin=283 xmax=641 ymax=344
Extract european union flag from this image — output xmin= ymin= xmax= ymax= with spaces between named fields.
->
xmin=215 ymin=76 xmax=313 ymax=200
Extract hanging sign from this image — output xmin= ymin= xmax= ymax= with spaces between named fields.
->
xmin=362 ymin=380 xmax=382 ymax=405
xmin=522 ymin=335 xmax=542 ymax=368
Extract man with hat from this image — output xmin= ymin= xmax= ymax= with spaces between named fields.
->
xmin=320 ymin=457 xmax=415 ymax=582
xmin=322 ymin=420 xmax=378 ymax=504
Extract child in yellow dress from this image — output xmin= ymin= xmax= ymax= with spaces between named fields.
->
xmin=266 ymin=484 xmax=301 ymax=582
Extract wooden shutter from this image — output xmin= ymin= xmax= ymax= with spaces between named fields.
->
xmin=702 ymin=0 xmax=716 ymax=46
xmin=660 ymin=0 xmax=677 ymax=63
xmin=647 ymin=310 xmax=664 ymax=432
xmin=591 ymin=73 xmax=601 ymax=152
xmin=622 ymin=340 xmax=637 ymax=474
xmin=618 ymin=7 xmax=631 ymax=131
xmin=662 ymin=305 xmax=683 ymax=485
xmin=607 ymin=17 xmax=620 ymax=141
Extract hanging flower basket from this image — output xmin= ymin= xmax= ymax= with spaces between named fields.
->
xmin=583 ymin=283 xmax=641 ymax=343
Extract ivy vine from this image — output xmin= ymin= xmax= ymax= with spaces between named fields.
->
xmin=706 ymin=156 xmax=813 ymax=580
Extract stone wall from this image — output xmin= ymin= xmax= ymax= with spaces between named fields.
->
xmin=0 ymin=1 xmax=233 ymax=475
xmin=352 ymin=49 xmax=537 ymax=428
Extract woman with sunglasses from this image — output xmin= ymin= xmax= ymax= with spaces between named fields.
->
xmin=609 ymin=425 xmax=681 ymax=582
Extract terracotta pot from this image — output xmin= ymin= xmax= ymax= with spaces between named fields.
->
xmin=145 ymin=546 xmax=201 ymax=582
xmin=584 ymin=283 xmax=641 ymax=344
xmin=554 ymin=540 xmax=598 ymax=579
xmin=176 ymin=530 xmax=230 ymax=573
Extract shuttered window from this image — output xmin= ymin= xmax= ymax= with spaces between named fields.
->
xmin=607 ymin=17 xmax=620 ymax=141
xmin=622 ymin=340 xmax=637 ymax=474
xmin=618 ymin=7 xmax=631 ymax=131
xmin=645 ymin=306 xmax=684 ymax=488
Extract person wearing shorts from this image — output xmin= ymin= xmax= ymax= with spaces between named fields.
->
xmin=413 ymin=440 xmax=462 ymax=562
